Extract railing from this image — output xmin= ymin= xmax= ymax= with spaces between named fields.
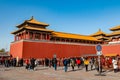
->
xmin=109 ymin=41 xmax=120 ymax=44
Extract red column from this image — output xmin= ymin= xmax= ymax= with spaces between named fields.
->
xmin=18 ymin=34 xmax=20 ymax=40
xmin=64 ymin=39 xmax=66 ymax=42
xmin=21 ymin=33 xmax=23 ymax=39
xmin=17 ymin=34 xmax=19 ymax=40
xmin=24 ymin=31 xmax=27 ymax=39
xmin=16 ymin=35 xmax=17 ymax=41
xmin=24 ymin=31 xmax=26 ymax=39
xmin=55 ymin=38 xmax=57 ymax=42
xmin=19 ymin=34 xmax=21 ymax=40
xmin=69 ymin=39 xmax=71 ymax=42
xmin=33 ymin=32 xmax=35 ymax=40
xmin=46 ymin=33 xmax=47 ymax=40
xmin=39 ymin=33 xmax=40 ymax=40
xmin=20 ymin=33 xmax=22 ymax=40
xmin=22 ymin=33 xmax=23 ymax=39
xmin=54 ymin=38 xmax=56 ymax=42
xmin=39 ymin=33 xmax=41 ymax=40
xmin=60 ymin=38 xmax=62 ymax=42
xmin=22 ymin=32 xmax=24 ymax=39
xmin=117 ymin=38 xmax=119 ymax=41
xmin=14 ymin=35 xmax=16 ymax=41
xmin=48 ymin=34 xmax=50 ymax=40
xmin=28 ymin=31 xmax=30 ymax=39
xmin=40 ymin=33 xmax=42 ymax=40
xmin=23 ymin=32 xmax=25 ymax=39
xmin=19 ymin=33 xmax=21 ymax=40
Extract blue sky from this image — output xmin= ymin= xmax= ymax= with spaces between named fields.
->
xmin=0 ymin=0 xmax=120 ymax=51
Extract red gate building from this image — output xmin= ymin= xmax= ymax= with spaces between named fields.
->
xmin=10 ymin=17 xmax=120 ymax=59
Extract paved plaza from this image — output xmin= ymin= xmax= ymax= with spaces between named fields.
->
xmin=0 ymin=65 xmax=120 ymax=80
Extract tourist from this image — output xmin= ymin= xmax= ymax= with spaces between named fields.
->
xmin=70 ymin=58 xmax=75 ymax=71
xmin=45 ymin=58 xmax=49 ymax=67
xmin=19 ymin=58 xmax=24 ymax=67
xmin=84 ymin=57 xmax=89 ymax=71
xmin=112 ymin=57 xmax=118 ymax=73
xmin=49 ymin=58 xmax=52 ymax=67
xmin=25 ymin=59 xmax=30 ymax=70
xmin=63 ymin=58 xmax=68 ymax=72
xmin=30 ymin=58 xmax=35 ymax=70
xmin=94 ymin=58 xmax=99 ymax=72
xmin=76 ymin=58 xmax=81 ymax=69
xmin=89 ymin=58 xmax=95 ymax=70
xmin=117 ymin=58 xmax=120 ymax=71
xmin=13 ymin=58 xmax=17 ymax=67
xmin=4 ymin=58 xmax=9 ymax=67
xmin=52 ymin=58 xmax=57 ymax=70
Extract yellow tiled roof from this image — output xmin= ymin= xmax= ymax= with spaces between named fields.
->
xmin=11 ymin=26 xmax=53 ymax=34
xmin=96 ymin=36 xmax=110 ymax=40
xmin=25 ymin=27 xmax=53 ymax=32
xmin=27 ymin=17 xmax=49 ymax=26
xmin=90 ymin=29 xmax=107 ymax=37
xmin=110 ymin=25 xmax=120 ymax=31
xmin=108 ymin=31 xmax=120 ymax=36
xmin=16 ymin=16 xmax=49 ymax=28
xmin=52 ymin=32 xmax=101 ymax=41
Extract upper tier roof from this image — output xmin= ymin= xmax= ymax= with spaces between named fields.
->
xmin=110 ymin=25 xmax=120 ymax=31
xmin=11 ymin=26 xmax=53 ymax=34
xmin=95 ymin=36 xmax=110 ymax=41
xmin=90 ymin=29 xmax=107 ymax=37
xmin=16 ymin=16 xmax=49 ymax=28
xmin=107 ymin=31 xmax=120 ymax=36
xmin=52 ymin=32 xmax=101 ymax=41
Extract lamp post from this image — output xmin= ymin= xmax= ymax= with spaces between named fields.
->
xmin=96 ymin=44 xmax=103 ymax=76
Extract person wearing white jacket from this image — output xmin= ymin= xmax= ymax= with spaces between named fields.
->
xmin=112 ymin=58 xmax=118 ymax=73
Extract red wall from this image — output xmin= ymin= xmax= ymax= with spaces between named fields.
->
xmin=21 ymin=41 xmax=96 ymax=59
xmin=102 ymin=44 xmax=120 ymax=56
xmin=10 ymin=41 xmax=23 ymax=58
xmin=10 ymin=41 xmax=120 ymax=59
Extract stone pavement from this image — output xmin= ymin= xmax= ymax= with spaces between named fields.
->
xmin=0 ymin=65 xmax=120 ymax=80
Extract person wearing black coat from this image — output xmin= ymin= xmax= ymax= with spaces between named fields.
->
xmin=30 ymin=58 xmax=35 ymax=70
xmin=52 ymin=58 xmax=57 ymax=70
xmin=63 ymin=58 xmax=68 ymax=72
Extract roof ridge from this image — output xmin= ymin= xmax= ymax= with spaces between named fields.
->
xmin=110 ymin=25 xmax=120 ymax=31
xmin=53 ymin=31 xmax=89 ymax=36
xmin=90 ymin=29 xmax=107 ymax=36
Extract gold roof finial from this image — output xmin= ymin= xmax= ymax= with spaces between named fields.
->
xmin=16 ymin=16 xmax=49 ymax=28
xmin=98 ymin=28 xmax=101 ymax=31
xmin=29 ymin=16 xmax=34 ymax=21
xmin=31 ymin=16 xmax=34 ymax=20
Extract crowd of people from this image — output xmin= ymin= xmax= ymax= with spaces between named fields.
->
xmin=0 ymin=55 xmax=120 ymax=73
xmin=0 ymin=57 xmax=24 ymax=67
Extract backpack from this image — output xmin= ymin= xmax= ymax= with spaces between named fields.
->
xmin=63 ymin=59 xmax=67 ymax=65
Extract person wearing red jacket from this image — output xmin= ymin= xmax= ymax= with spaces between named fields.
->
xmin=76 ymin=58 xmax=81 ymax=69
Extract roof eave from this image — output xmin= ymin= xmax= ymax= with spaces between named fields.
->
xmin=27 ymin=22 xmax=49 ymax=27
xmin=11 ymin=28 xmax=24 ymax=34
xmin=16 ymin=21 xmax=27 ymax=28
xmin=52 ymin=36 xmax=101 ymax=42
